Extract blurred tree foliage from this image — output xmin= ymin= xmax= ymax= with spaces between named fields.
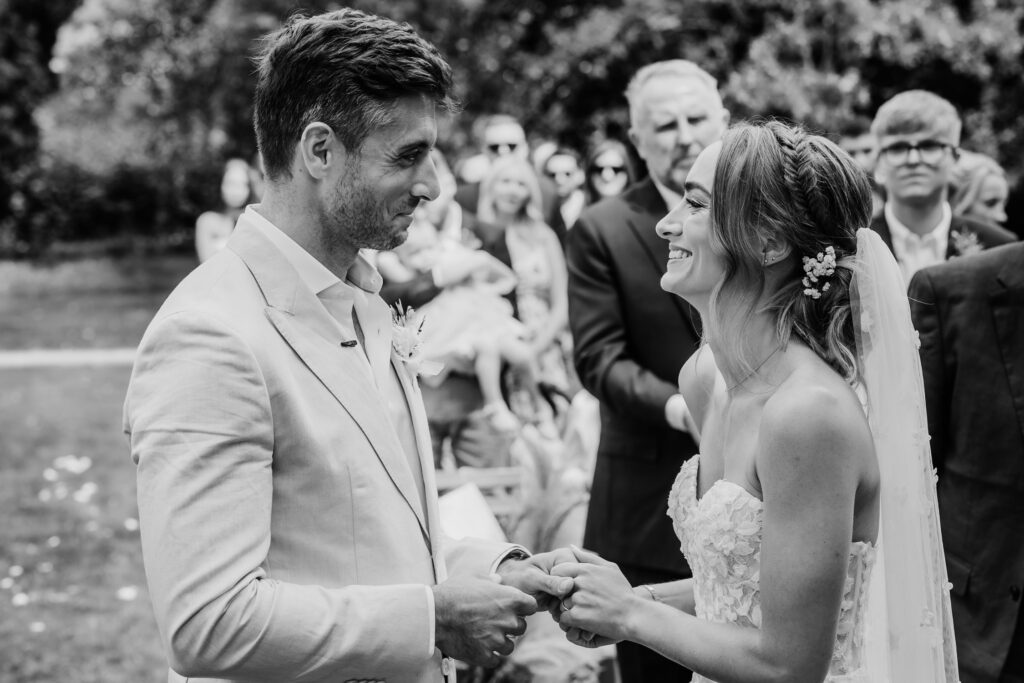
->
xmin=5 ymin=0 xmax=1024 ymax=255
xmin=0 ymin=0 xmax=81 ymax=255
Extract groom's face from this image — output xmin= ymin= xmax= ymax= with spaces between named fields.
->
xmin=325 ymin=95 xmax=441 ymax=252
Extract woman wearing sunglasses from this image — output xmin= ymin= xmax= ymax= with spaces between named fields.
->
xmin=584 ymin=139 xmax=637 ymax=204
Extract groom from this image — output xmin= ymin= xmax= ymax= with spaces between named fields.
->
xmin=123 ymin=9 xmax=571 ymax=683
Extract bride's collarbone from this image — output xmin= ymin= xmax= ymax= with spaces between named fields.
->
xmin=698 ymin=399 xmax=765 ymax=498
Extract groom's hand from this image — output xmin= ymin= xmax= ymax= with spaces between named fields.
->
xmin=496 ymin=549 xmax=575 ymax=612
xmin=432 ymin=574 xmax=536 ymax=668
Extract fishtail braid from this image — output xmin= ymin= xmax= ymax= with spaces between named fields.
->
xmin=769 ymin=122 xmax=820 ymax=235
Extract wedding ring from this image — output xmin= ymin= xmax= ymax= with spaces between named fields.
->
xmin=560 ymin=598 xmax=572 ymax=613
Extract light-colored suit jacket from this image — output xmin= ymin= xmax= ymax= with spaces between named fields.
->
xmin=124 ymin=215 xmax=509 ymax=683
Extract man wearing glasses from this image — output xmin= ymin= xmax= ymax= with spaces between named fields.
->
xmin=869 ymin=90 xmax=1013 ymax=284
xmin=453 ymin=114 xmax=562 ymax=239
xmin=542 ymin=146 xmax=587 ymax=237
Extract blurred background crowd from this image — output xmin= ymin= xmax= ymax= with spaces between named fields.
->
xmin=2 ymin=1 xmax=1024 ymax=682
xmin=4 ymin=0 xmax=1024 ymax=259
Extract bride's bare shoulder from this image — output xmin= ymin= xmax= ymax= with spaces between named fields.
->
xmin=761 ymin=367 xmax=873 ymax=474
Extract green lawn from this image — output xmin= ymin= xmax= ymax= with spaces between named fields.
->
xmin=0 ymin=366 xmax=165 ymax=682
xmin=0 ymin=254 xmax=196 ymax=350
xmin=0 ymin=255 xmax=192 ymax=681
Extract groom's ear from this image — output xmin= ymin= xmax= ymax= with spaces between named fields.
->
xmin=298 ymin=122 xmax=348 ymax=181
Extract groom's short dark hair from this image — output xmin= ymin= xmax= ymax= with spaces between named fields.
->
xmin=254 ymin=8 xmax=458 ymax=181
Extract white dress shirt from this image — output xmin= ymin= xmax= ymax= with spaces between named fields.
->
xmin=884 ymin=201 xmax=952 ymax=285
xmin=246 ymin=206 xmax=435 ymax=653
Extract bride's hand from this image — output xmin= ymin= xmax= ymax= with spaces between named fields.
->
xmin=550 ymin=545 xmax=641 ymax=644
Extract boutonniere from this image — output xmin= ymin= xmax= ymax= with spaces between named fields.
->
xmin=391 ymin=302 xmax=442 ymax=378
xmin=950 ymin=229 xmax=983 ymax=258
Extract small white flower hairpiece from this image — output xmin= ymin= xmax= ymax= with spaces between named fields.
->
xmin=801 ymin=246 xmax=837 ymax=300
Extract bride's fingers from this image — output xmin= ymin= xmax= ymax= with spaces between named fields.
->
xmin=569 ymin=544 xmax=614 ymax=566
xmin=550 ymin=562 xmax=581 ymax=578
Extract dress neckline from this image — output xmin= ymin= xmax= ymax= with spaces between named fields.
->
xmin=688 ymin=455 xmax=878 ymax=550
xmin=691 ymin=455 xmax=762 ymax=505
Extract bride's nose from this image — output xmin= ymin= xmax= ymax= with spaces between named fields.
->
xmin=656 ymin=202 xmax=685 ymax=240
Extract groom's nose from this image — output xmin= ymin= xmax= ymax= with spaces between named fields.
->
xmin=412 ymin=154 xmax=441 ymax=202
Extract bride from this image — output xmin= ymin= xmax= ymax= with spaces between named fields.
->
xmin=545 ymin=120 xmax=958 ymax=682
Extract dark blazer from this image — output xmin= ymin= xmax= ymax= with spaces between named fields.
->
xmin=870 ymin=212 xmax=1015 ymax=262
xmin=567 ymin=178 xmax=701 ymax=576
xmin=909 ymin=242 xmax=1024 ymax=682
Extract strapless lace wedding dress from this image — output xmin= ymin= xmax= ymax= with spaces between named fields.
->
xmin=668 ymin=456 xmax=877 ymax=683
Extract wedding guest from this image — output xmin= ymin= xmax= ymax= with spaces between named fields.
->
xmin=551 ymin=119 xmax=958 ymax=683
xmin=583 ymin=139 xmax=637 ymax=203
xmin=566 ymin=59 xmax=727 ymax=683
xmin=837 ymin=118 xmax=884 ymax=219
xmin=950 ymin=150 xmax=1010 ymax=228
xmin=910 ymin=241 xmax=1024 ymax=683
xmin=379 ymin=148 xmax=490 ymax=309
xmin=455 ymin=114 xmax=563 ymax=243
xmin=124 ymin=9 xmax=571 ymax=682
xmin=868 ymin=90 xmax=1014 ymax=283
xmin=194 ymin=158 xmax=259 ymax=263
xmin=477 ymin=155 xmax=572 ymax=418
xmin=543 ymin=146 xmax=587 ymax=233
xmin=376 ymin=205 xmax=532 ymax=433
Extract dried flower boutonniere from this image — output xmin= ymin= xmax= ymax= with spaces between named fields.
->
xmin=950 ymin=229 xmax=984 ymax=258
xmin=391 ymin=302 xmax=442 ymax=378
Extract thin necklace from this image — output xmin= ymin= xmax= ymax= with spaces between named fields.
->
xmin=726 ymin=344 xmax=783 ymax=392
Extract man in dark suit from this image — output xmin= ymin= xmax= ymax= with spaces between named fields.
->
xmin=909 ymin=242 xmax=1024 ymax=683
xmin=567 ymin=60 xmax=728 ymax=682
xmin=868 ymin=90 xmax=1015 ymax=284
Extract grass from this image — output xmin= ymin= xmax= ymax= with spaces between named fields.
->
xmin=0 ymin=254 xmax=196 ymax=350
xmin=0 ymin=366 xmax=165 ymax=682
xmin=0 ymin=255 xmax=192 ymax=681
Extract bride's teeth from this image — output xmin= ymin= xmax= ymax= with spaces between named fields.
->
xmin=669 ymin=248 xmax=689 ymax=259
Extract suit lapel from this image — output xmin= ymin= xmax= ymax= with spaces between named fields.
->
xmin=870 ymin=214 xmax=896 ymax=258
xmin=990 ymin=248 xmax=1024 ymax=445
xmin=625 ymin=180 xmax=701 ymax=337
xmin=229 ymin=219 xmax=430 ymax=540
xmin=392 ymin=358 xmax=445 ymax=579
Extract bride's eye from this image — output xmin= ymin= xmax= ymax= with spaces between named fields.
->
xmin=684 ymin=195 xmax=708 ymax=212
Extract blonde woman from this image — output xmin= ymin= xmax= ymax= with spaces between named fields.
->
xmin=477 ymin=155 xmax=572 ymax=424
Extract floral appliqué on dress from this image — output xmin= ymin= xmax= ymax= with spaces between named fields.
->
xmin=668 ymin=457 xmax=877 ymax=683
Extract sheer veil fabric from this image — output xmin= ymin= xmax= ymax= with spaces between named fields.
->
xmin=852 ymin=228 xmax=960 ymax=682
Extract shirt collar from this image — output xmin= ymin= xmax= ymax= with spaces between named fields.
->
xmin=245 ymin=205 xmax=383 ymax=296
xmin=650 ymin=174 xmax=684 ymax=213
xmin=884 ymin=201 xmax=952 ymax=248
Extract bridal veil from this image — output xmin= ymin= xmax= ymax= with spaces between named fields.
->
xmin=851 ymin=228 xmax=959 ymax=682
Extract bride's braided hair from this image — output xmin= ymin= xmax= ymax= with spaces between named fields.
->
xmin=708 ymin=120 xmax=871 ymax=382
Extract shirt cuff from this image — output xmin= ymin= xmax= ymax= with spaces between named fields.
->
xmin=424 ymin=585 xmax=435 ymax=658
xmin=665 ymin=393 xmax=692 ymax=434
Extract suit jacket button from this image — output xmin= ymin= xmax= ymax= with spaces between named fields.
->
xmin=1011 ymin=585 xmax=1021 ymax=602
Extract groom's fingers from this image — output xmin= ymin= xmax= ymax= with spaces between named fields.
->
xmin=549 ymin=562 xmax=581 ymax=578
xmin=508 ymin=616 xmax=528 ymax=637
xmin=533 ymin=571 xmax=574 ymax=598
